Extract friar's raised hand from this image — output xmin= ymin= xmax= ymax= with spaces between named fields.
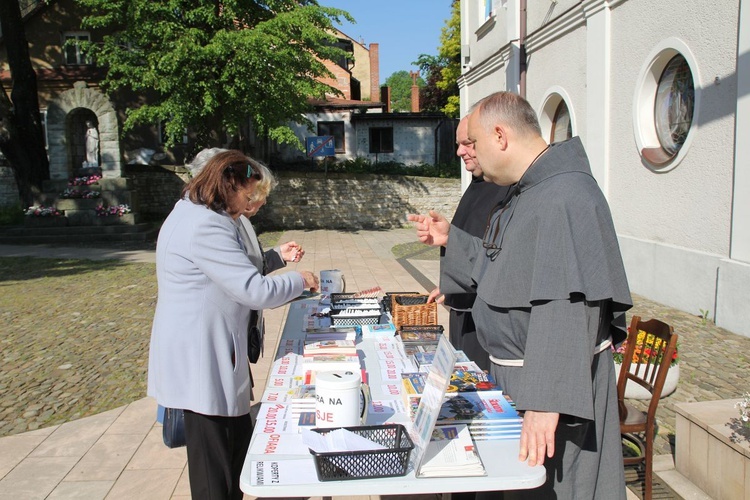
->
xmin=406 ymin=210 xmax=450 ymax=247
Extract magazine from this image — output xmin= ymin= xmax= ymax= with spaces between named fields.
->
xmin=436 ymin=391 xmax=522 ymax=425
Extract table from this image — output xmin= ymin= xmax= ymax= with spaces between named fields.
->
xmin=240 ymin=299 xmax=546 ymax=497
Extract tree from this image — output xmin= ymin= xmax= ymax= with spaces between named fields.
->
xmin=385 ymin=70 xmax=425 ymax=113
xmin=77 ymin=0 xmax=353 ymax=150
xmin=413 ymin=54 xmax=451 ymax=113
xmin=436 ymin=0 xmax=460 ymax=117
xmin=0 ymin=0 xmax=51 ymax=208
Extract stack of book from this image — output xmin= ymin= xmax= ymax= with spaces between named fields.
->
xmin=290 ymin=384 xmax=316 ymax=418
xmin=302 ymin=339 xmax=361 ymax=373
xmin=401 ymin=366 xmax=500 ymax=420
xmin=435 ymin=390 xmax=523 ymax=441
xmin=303 ymin=326 xmax=358 ymax=341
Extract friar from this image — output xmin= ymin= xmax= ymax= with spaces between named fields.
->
xmin=409 ymin=91 xmax=632 ymax=498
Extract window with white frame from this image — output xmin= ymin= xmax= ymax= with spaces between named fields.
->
xmin=63 ymin=32 xmax=92 ymax=65
xmin=539 ymin=90 xmax=575 ymax=145
xmin=633 ymin=40 xmax=698 ymax=170
xmin=551 ymin=101 xmax=572 ymax=144
xmin=484 ymin=0 xmax=494 ymax=20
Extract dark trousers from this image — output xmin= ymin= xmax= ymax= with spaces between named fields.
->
xmin=183 ymin=410 xmax=253 ymax=500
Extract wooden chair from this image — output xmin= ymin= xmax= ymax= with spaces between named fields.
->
xmin=616 ymin=315 xmax=678 ymax=500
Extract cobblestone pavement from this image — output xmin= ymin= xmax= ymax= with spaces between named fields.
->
xmin=1 ymin=234 xmax=749 ymax=459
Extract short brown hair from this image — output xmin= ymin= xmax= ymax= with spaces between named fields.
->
xmin=182 ymin=150 xmax=259 ymax=214
xmin=477 ymin=91 xmax=542 ymax=138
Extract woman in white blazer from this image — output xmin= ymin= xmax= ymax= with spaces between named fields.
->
xmin=147 ymin=150 xmax=318 ymax=500
xmin=187 ymin=148 xmax=305 ymax=384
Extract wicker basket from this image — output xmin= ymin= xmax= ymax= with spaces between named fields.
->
xmin=390 ymin=293 xmax=437 ymax=330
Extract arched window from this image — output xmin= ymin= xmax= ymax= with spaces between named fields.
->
xmin=551 ymin=100 xmax=572 ymax=144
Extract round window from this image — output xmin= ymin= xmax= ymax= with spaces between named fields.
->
xmin=654 ymin=55 xmax=694 ymax=157
xmin=632 ymin=39 xmax=699 ymax=171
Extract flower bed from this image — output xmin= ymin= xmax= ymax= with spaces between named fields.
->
xmin=60 ymin=188 xmax=101 ymax=199
xmin=96 ymin=204 xmax=132 ymax=217
xmin=68 ymin=174 xmax=102 ymax=186
xmin=25 ymin=205 xmax=62 ymax=217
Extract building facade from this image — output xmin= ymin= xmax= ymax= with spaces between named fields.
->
xmin=459 ymin=0 xmax=750 ymax=338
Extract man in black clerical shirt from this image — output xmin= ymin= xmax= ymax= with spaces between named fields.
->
xmin=427 ymin=116 xmax=510 ymax=371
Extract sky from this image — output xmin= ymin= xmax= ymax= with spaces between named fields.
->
xmin=319 ymin=1 xmax=454 ymax=85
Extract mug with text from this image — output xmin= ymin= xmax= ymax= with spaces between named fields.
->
xmin=320 ymin=269 xmax=345 ymax=295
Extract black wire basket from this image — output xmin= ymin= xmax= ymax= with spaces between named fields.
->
xmin=309 ymin=424 xmax=414 ymax=481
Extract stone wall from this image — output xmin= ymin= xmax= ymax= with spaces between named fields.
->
xmin=122 ymin=165 xmax=461 ymax=229
xmin=0 ymin=167 xmax=21 ymax=208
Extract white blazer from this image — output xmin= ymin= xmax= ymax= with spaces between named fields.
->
xmin=147 ymin=199 xmax=303 ymax=416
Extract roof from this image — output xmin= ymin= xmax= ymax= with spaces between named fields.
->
xmin=307 ymin=96 xmax=385 ymax=110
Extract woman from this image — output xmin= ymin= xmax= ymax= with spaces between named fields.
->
xmin=148 ymin=150 xmax=318 ymax=499
xmin=188 ymin=148 xmax=305 ymax=372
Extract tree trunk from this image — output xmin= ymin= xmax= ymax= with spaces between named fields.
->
xmin=0 ymin=0 xmax=50 ymax=208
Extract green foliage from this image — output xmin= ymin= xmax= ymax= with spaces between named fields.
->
xmin=699 ymin=308 xmax=710 ymax=326
xmin=0 ymin=204 xmax=24 ymax=226
xmin=76 ymin=0 xmax=353 ymax=150
xmin=385 ymin=70 xmax=425 ymax=113
xmin=272 ymin=157 xmax=460 ymax=178
xmin=436 ymin=0 xmax=461 ymax=117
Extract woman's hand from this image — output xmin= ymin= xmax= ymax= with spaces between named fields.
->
xmin=280 ymin=241 xmax=304 ymax=263
xmin=299 ymin=271 xmax=319 ymax=292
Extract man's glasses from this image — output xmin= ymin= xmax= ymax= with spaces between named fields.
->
xmin=482 ymin=189 xmax=517 ymax=260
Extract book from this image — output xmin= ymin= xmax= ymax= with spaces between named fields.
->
xmin=436 ymin=391 xmax=522 ymax=426
xmin=399 ymin=329 xmax=441 ymax=344
xmin=401 ymin=372 xmax=427 ymax=419
xmin=408 ymin=336 xmax=459 ymax=475
xmin=445 ymin=370 xmax=497 ymax=393
xmin=290 ymin=384 xmax=316 ymax=415
xmin=303 ymin=339 xmax=357 ymax=356
xmin=467 ymin=425 xmax=523 ymax=441
xmin=413 ymin=351 xmax=434 ymax=369
xmin=303 ymin=327 xmax=358 ymax=341
xmin=301 ymin=353 xmax=361 ymax=373
xmin=417 ymin=424 xmax=486 ymax=477
xmin=361 ymin=322 xmax=397 ymax=337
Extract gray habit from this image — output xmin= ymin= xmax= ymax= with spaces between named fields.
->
xmin=441 ymin=137 xmax=632 ymax=499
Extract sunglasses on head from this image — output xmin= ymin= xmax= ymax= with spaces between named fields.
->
xmin=226 ymin=163 xmax=262 ymax=181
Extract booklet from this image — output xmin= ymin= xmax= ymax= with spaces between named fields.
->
xmin=406 ymin=336 xmax=459 ymax=476
xmin=418 ymin=424 xmax=486 ymax=477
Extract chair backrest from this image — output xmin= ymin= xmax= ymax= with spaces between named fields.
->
xmin=616 ymin=316 xmax=679 ymax=418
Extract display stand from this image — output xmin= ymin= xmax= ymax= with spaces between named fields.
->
xmin=240 ymin=299 xmax=546 ymax=497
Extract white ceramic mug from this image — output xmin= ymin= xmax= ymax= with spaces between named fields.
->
xmin=320 ymin=269 xmax=345 ymax=295
xmin=315 ymin=370 xmax=361 ymax=428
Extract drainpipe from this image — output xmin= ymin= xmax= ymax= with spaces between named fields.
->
xmin=519 ymin=0 xmax=527 ymax=98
